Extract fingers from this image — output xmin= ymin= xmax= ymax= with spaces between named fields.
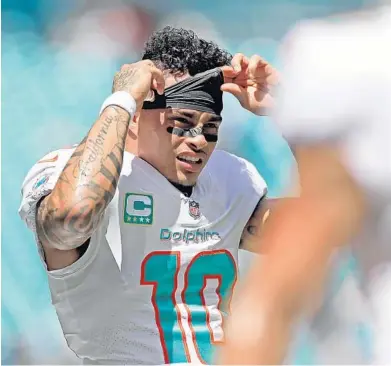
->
xmin=248 ymin=55 xmax=280 ymax=85
xmin=231 ymin=53 xmax=249 ymax=73
xmin=141 ymin=60 xmax=165 ymax=95
xmin=220 ymin=65 xmax=238 ymax=82
xmin=220 ymin=83 xmax=245 ymax=99
xmin=248 ymin=54 xmax=265 ymax=76
xmin=221 ymin=53 xmax=250 ymax=82
xmin=150 ymin=67 xmax=165 ymax=95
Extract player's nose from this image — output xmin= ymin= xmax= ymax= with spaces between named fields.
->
xmin=186 ymin=134 xmax=208 ymax=151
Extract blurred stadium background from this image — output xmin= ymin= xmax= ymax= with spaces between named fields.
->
xmin=2 ymin=0 xmax=371 ymax=364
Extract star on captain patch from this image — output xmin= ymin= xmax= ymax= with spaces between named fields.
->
xmin=189 ymin=200 xmax=201 ymax=219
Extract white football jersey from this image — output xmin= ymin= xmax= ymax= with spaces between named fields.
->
xmin=276 ymin=7 xmax=391 ymax=364
xmin=19 ymin=148 xmax=267 ymax=364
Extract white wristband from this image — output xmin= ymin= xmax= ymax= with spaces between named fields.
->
xmin=99 ymin=91 xmax=137 ymax=117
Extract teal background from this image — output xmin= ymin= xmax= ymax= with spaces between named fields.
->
xmin=2 ymin=0 xmax=367 ymax=363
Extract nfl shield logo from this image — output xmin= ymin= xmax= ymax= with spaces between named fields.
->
xmin=189 ymin=200 xmax=200 ymax=219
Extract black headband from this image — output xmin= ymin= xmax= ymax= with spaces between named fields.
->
xmin=142 ymin=68 xmax=224 ymax=116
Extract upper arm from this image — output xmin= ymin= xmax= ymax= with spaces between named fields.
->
xmin=18 ymin=148 xmax=90 ymax=269
xmin=240 ymin=196 xmax=270 ymax=253
xmin=240 ymin=197 xmax=302 ymax=253
xmin=36 ymin=194 xmax=88 ymax=270
xmin=18 ymin=147 xmax=81 ymax=250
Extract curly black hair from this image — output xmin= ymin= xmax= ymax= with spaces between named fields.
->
xmin=142 ymin=26 xmax=232 ymax=76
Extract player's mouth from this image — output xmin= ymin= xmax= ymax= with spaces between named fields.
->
xmin=177 ymin=154 xmax=204 ymax=172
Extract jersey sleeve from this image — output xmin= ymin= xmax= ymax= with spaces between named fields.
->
xmin=18 ymin=147 xmax=76 ymax=233
xmin=274 ymin=18 xmax=391 ymax=200
xmin=210 ymin=150 xmax=268 ymax=222
xmin=234 ymin=155 xmax=268 ymax=233
xmin=237 ymin=156 xmax=268 ymax=203
xmin=274 ymin=21 xmax=363 ymax=144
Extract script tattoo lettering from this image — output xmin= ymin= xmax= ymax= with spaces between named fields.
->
xmin=36 ymin=106 xmax=130 ymax=249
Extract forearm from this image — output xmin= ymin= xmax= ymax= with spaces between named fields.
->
xmin=38 ymin=106 xmax=131 ymax=249
xmin=221 ymin=163 xmax=365 ymax=364
xmin=222 ymin=197 xmax=333 ymax=363
xmin=221 ymin=270 xmax=294 ymax=364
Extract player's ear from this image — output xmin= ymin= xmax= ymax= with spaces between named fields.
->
xmin=132 ymin=112 xmax=140 ymax=124
xmin=127 ymin=114 xmax=138 ymax=153
xmin=127 ymin=112 xmax=139 ymax=139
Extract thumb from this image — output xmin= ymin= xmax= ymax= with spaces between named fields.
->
xmin=221 ymin=83 xmax=244 ymax=98
xmin=220 ymin=65 xmax=239 ymax=81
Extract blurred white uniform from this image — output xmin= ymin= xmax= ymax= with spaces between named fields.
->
xmin=276 ymin=7 xmax=391 ymax=364
xmin=19 ymin=148 xmax=266 ymax=364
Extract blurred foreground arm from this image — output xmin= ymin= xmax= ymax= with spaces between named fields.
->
xmin=217 ymin=17 xmax=379 ymax=363
xmin=218 ymin=145 xmax=365 ymax=364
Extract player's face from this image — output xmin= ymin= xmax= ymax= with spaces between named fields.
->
xmin=137 ymin=71 xmax=222 ymax=186
xmin=138 ymin=107 xmax=221 ymax=186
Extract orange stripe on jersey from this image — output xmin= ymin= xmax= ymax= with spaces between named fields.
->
xmin=38 ymin=154 xmax=59 ymax=164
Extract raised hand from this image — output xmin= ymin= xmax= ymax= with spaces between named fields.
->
xmin=112 ymin=60 xmax=165 ymax=111
xmin=221 ymin=53 xmax=280 ymax=116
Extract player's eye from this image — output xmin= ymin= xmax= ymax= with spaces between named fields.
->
xmin=203 ymin=123 xmax=219 ymax=134
xmin=174 ymin=117 xmax=191 ymax=125
xmin=168 ymin=117 xmax=192 ymax=126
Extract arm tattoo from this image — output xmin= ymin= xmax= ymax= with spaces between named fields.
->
xmin=246 ymin=223 xmax=257 ymax=236
xmin=239 ymin=198 xmax=265 ymax=249
xmin=37 ymin=107 xmax=130 ymax=250
xmin=112 ymin=68 xmax=137 ymax=94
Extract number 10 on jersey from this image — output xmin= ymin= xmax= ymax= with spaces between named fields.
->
xmin=141 ymin=250 xmax=237 ymax=364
